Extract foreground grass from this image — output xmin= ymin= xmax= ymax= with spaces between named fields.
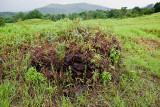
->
xmin=0 ymin=13 xmax=160 ymax=106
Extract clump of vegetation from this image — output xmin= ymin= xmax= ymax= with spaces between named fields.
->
xmin=25 ymin=67 xmax=47 ymax=85
xmin=0 ymin=16 xmax=5 ymax=26
xmin=27 ymin=22 xmax=121 ymax=92
xmin=154 ymin=2 xmax=160 ymax=12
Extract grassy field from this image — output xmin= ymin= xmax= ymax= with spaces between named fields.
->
xmin=0 ymin=13 xmax=160 ymax=107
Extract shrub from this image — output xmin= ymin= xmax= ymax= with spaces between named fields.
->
xmin=0 ymin=16 xmax=5 ymax=26
xmin=26 ymin=10 xmax=43 ymax=19
xmin=154 ymin=2 xmax=160 ymax=13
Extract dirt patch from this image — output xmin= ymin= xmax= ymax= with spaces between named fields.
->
xmin=29 ymin=25 xmax=121 ymax=85
xmin=30 ymin=44 xmax=60 ymax=73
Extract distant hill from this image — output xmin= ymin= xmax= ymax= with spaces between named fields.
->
xmin=36 ymin=3 xmax=112 ymax=15
xmin=143 ymin=4 xmax=154 ymax=9
xmin=0 ymin=12 xmax=16 ymax=17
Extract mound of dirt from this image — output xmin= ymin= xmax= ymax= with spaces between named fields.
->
xmin=30 ymin=25 xmax=121 ymax=84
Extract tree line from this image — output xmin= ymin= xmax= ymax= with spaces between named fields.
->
xmin=0 ymin=2 xmax=160 ymax=25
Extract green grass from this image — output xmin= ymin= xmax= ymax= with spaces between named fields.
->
xmin=0 ymin=13 xmax=160 ymax=106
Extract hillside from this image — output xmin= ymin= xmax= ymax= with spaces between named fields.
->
xmin=37 ymin=3 xmax=112 ymax=14
xmin=143 ymin=4 xmax=154 ymax=9
xmin=0 ymin=12 xmax=160 ymax=106
xmin=0 ymin=12 xmax=16 ymax=17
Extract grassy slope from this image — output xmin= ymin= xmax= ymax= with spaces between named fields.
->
xmin=84 ymin=13 xmax=160 ymax=106
xmin=0 ymin=13 xmax=160 ymax=106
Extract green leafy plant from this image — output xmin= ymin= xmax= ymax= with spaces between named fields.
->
xmin=56 ymin=42 xmax=67 ymax=60
xmin=63 ymin=66 xmax=73 ymax=85
xmin=109 ymin=45 xmax=121 ymax=64
xmin=101 ymin=71 xmax=112 ymax=87
xmin=101 ymin=71 xmax=112 ymax=81
xmin=92 ymin=69 xmax=100 ymax=82
xmin=91 ymin=53 xmax=102 ymax=68
xmin=92 ymin=69 xmax=100 ymax=87
xmin=25 ymin=67 xmax=47 ymax=85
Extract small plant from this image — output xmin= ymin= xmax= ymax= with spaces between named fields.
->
xmin=60 ymin=96 xmax=73 ymax=107
xmin=91 ymin=53 xmax=102 ymax=68
xmin=128 ymin=70 xmax=139 ymax=82
xmin=101 ymin=71 xmax=112 ymax=87
xmin=83 ymin=65 xmax=87 ymax=81
xmin=25 ymin=67 xmax=47 ymax=85
xmin=92 ymin=69 xmax=100 ymax=82
xmin=88 ymin=43 xmax=96 ymax=52
xmin=102 ymin=71 xmax=112 ymax=81
xmin=109 ymin=45 xmax=121 ymax=64
xmin=63 ymin=66 xmax=73 ymax=85
xmin=56 ymin=42 xmax=67 ymax=60
xmin=92 ymin=69 xmax=100 ymax=87
xmin=46 ymin=86 xmax=57 ymax=94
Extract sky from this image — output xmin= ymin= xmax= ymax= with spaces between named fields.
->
xmin=0 ymin=0 xmax=160 ymax=12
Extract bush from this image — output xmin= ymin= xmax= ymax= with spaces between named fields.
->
xmin=154 ymin=2 xmax=160 ymax=13
xmin=26 ymin=10 xmax=43 ymax=19
xmin=0 ymin=17 xmax=5 ymax=26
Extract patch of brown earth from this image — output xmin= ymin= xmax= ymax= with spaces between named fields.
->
xmin=29 ymin=26 xmax=121 ymax=86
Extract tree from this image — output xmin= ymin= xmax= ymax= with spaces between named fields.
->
xmin=43 ymin=14 xmax=51 ymax=20
xmin=79 ymin=12 xmax=87 ymax=20
xmin=26 ymin=10 xmax=43 ymax=19
xmin=68 ymin=13 xmax=79 ymax=20
xmin=0 ymin=16 xmax=5 ymax=26
xmin=121 ymin=7 xmax=127 ymax=18
xmin=96 ymin=10 xmax=108 ymax=19
xmin=131 ymin=7 xmax=141 ymax=17
xmin=154 ymin=2 xmax=160 ymax=12
xmin=61 ymin=14 xmax=67 ymax=19
xmin=86 ymin=11 xmax=95 ymax=19
xmin=55 ymin=14 xmax=62 ymax=21
xmin=141 ymin=8 xmax=154 ymax=15
xmin=13 ymin=12 xmax=25 ymax=22
xmin=50 ymin=15 xmax=56 ymax=21
xmin=133 ymin=7 xmax=141 ymax=12
xmin=109 ymin=9 xmax=121 ymax=18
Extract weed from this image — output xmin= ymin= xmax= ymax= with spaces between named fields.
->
xmin=91 ymin=53 xmax=102 ymax=68
xmin=109 ymin=45 xmax=121 ymax=64
xmin=25 ymin=67 xmax=47 ymax=85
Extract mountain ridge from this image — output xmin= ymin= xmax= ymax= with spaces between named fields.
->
xmin=0 ymin=3 xmax=155 ymax=17
xmin=36 ymin=3 xmax=112 ymax=15
xmin=143 ymin=4 xmax=154 ymax=9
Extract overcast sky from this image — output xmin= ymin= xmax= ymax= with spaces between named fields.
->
xmin=0 ymin=0 xmax=160 ymax=12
